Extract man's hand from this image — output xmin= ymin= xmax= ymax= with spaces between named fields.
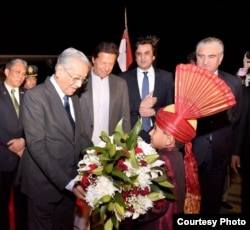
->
xmin=231 ymin=155 xmax=241 ymax=173
xmin=8 ymin=138 xmax=25 ymax=157
xmin=140 ymin=92 xmax=157 ymax=109
xmin=72 ymin=184 xmax=85 ymax=200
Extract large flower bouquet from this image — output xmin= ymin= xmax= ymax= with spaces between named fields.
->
xmin=75 ymin=119 xmax=175 ymax=230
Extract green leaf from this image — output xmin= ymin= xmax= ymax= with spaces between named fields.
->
xmin=101 ymin=131 xmax=111 ymax=143
xmin=106 ymin=142 xmax=116 ymax=158
xmin=114 ymin=202 xmax=125 ymax=219
xmin=114 ymin=119 xmax=124 ymax=135
xmin=114 ymin=193 xmax=126 ymax=207
xmin=144 ymin=154 xmax=159 ymax=164
xmin=104 ymin=217 xmax=113 ymax=230
xmin=111 ymin=215 xmax=119 ymax=230
xmin=148 ymin=192 xmax=164 ymax=201
xmin=128 ymin=148 xmax=139 ymax=168
xmin=111 ymin=170 xmax=131 ymax=183
xmin=100 ymin=204 xmax=108 ymax=222
xmin=114 ymin=150 xmax=129 ymax=160
xmin=101 ymin=195 xmax=111 ymax=203
xmin=126 ymin=119 xmax=142 ymax=150
xmin=92 ymin=167 xmax=103 ymax=175
xmin=113 ymin=131 xmax=128 ymax=149
xmin=107 ymin=202 xmax=114 ymax=211
xmin=104 ymin=163 xmax=114 ymax=174
xmin=83 ymin=146 xmax=107 ymax=155
xmin=158 ymin=180 xmax=174 ymax=188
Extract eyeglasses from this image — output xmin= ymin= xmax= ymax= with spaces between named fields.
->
xmin=10 ymin=69 xmax=27 ymax=77
xmin=63 ymin=67 xmax=88 ymax=84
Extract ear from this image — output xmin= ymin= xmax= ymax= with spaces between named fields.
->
xmin=219 ymin=53 xmax=224 ymax=65
xmin=4 ymin=68 xmax=9 ymax=76
xmin=165 ymin=133 xmax=175 ymax=147
xmin=55 ymin=64 xmax=64 ymax=76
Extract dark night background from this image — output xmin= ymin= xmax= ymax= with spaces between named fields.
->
xmin=1 ymin=1 xmax=250 ymax=78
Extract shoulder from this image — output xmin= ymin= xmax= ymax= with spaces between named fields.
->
xmin=118 ymin=68 xmax=136 ymax=78
xmin=154 ymin=68 xmax=173 ymax=79
xmin=218 ymin=70 xmax=242 ymax=87
xmin=110 ymin=74 xmax=127 ymax=84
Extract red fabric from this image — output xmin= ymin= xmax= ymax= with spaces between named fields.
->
xmin=9 ymin=188 xmax=15 ymax=230
xmin=154 ymin=64 xmax=236 ymax=214
xmin=117 ymin=28 xmax=133 ymax=72
xmin=156 ymin=108 xmax=200 ymax=213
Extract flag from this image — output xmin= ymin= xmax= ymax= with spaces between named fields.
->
xmin=117 ymin=9 xmax=133 ymax=72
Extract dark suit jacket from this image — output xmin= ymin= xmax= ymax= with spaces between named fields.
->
xmin=235 ymin=86 xmax=250 ymax=158
xmin=79 ymin=73 xmax=131 ymax=138
xmin=192 ymin=70 xmax=243 ymax=166
xmin=119 ymin=67 xmax=174 ymax=128
xmin=0 ymin=83 xmax=26 ymax=171
xmin=19 ymin=77 xmax=92 ymax=203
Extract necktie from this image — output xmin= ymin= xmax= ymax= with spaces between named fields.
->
xmin=141 ymin=72 xmax=151 ymax=132
xmin=11 ymin=89 xmax=19 ymax=117
xmin=63 ymin=95 xmax=75 ymax=134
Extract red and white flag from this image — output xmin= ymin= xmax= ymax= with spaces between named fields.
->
xmin=117 ymin=9 xmax=133 ymax=72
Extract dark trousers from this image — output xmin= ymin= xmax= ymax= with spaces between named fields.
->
xmin=28 ymin=190 xmax=76 ymax=230
xmin=241 ymin=151 xmax=250 ymax=215
xmin=194 ymin=139 xmax=230 ymax=214
xmin=0 ymin=170 xmax=28 ymax=230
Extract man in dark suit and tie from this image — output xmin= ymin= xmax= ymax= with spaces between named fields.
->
xmin=19 ymin=47 xmax=93 ymax=230
xmin=192 ymin=37 xmax=242 ymax=214
xmin=0 ymin=58 xmax=28 ymax=230
xmin=119 ymin=35 xmax=174 ymax=143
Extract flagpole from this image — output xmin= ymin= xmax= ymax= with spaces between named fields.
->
xmin=125 ymin=8 xmax=127 ymax=29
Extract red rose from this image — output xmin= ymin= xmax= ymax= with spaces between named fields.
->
xmin=87 ymin=164 xmax=98 ymax=174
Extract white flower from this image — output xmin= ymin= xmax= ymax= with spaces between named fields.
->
xmin=124 ymin=194 xmax=153 ymax=219
xmin=85 ymin=175 xmax=119 ymax=208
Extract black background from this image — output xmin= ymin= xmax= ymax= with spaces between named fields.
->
xmin=1 ymin=1 xmax=249 ymax=75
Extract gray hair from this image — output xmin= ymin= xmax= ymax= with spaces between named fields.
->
xmin=5 ymin=58 xmax=28 ymax=69
xmin=196 ymin=37 xmax=224 ymax=55
xmin=56 ymin=47 xmax=90 ymax=69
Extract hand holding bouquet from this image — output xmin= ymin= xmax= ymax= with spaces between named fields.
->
xmin=75 ymin=119 xmax=174 ymax=230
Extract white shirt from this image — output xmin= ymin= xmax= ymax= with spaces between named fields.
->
xmin=4 ymin=82 xmax=20 ymax=104
xmin=91 ymin=71 xmax=110 ymax=145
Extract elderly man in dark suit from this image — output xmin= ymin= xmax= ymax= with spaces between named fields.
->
xmin=192 ymin=37 xmax=242 ymax=214
xmin=119 ymin=35 xmax=174 ymax=143
xmin=19 ymin=47 xmax=93 ymax=230
xmin=0 ymin=58 xmax=28 ymax=230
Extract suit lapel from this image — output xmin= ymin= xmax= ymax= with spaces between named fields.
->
xmin=86 ymin=74 xmax=94 ymax=123
xmin=45 ymin=78 xmax=75 ymax=141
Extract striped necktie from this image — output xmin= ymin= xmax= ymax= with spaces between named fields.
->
xmin=11 ymin=89 xmax=19 ymax=117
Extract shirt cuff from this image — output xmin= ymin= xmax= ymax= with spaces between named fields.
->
xmin=65 ymin=179 xmax=75 ymax=191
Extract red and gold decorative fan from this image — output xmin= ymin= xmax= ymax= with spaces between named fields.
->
xmin=174 ymin=63 xmax=236 ymax=119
